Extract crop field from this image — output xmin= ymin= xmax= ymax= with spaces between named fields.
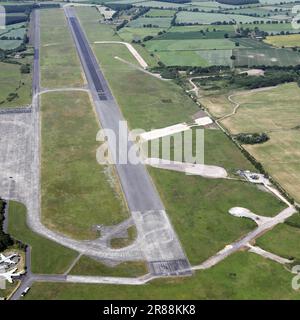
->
xmin=24 ymin=252 xmax=300 ymax=299
xmin=145 ymin=9 xmax=176 ymax=17
xmin=233 ymin=47 xmax=300 ymax=67
xmin=41 ymin=92 xmax=129 ymax=239
xmin=156 ymin=30 xmax=236 ymax=40
xmin=40 ymin=8 xmax=84 ymax=88
xmin=154 ymin=50 xmax=210 ymax=66
xmin=170 ymin=24 xmax=236 ymax=32
xmin=133 ymin=1 xmax=189 ymax=9
xmin=118 ymin=26 xmax=165 ymax=42
xmin=197 ymin=49 xmax=232 ymax=66
xmin=154 ymin=49 xmax=232 ymax=66
xmin=0 ymin=39 xmax=22 ymax=49
xmin=264 ymin=34 xmax=300 ymax=47
xmin=8 ymin=201 xmax=77 ymax=274
xmin=219 ymin=83 xmax=300 ymax=202
xmin=257 ymin=23 xmax=300 ymax=33
xmin=231 ymin=38 xmax=271 ymax=49
xmin=128 ymin=16 xmax=172 ymax=28
xmin=0 ymin=60 xmax=32 ymax=108
xmin=176 ymin=11 xmax=272 ymax=24
xmin=0 ymin=23 xmax=26 ymax=36
xmin=146 ymin=38 xmax=238 ymax=51
xmin=144 ymin=38 xmax=236 ymax=66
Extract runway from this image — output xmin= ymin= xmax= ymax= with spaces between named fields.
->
xmin=64 ymin=7 xmax=191 ymax=275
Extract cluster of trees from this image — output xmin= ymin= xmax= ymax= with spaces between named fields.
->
xmin=116 ymin=19 xmax=128 ymax=31
xmin=131 ymin=7 xmax=150 ymax=21
xmin=0 ymin=201 xmax=14 ymax=252
xmin=235 ymin=132 xmax=269 ymax=144
xmin=20 ymin=63 xmax=30 ymax=74
xmin=105 ymin=3 xmax=132 ymax=11
xmin=228 ymin=71 xmax=297 ymax=89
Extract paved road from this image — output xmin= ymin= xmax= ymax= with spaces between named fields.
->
xmin=193 ymin=206 xmax=297 ymax=270
xmin=64 ymin=7 xmax=191 ymax=276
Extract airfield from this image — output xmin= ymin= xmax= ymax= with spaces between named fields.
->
xmin=0 ymin=2 xmax=300 ymax=300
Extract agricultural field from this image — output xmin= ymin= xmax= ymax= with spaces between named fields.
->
xmin=169 ymin=24 xmax=236 ymax=32
xmin=118 ymin=26 xmax=165 ymax=42
xmin=264 ymin=34 xmax=300 ymax=47
xmin=154 ymin=49 xmax=232 ymax=66
xmin=40 ymin=8 xmax=84 ymax=88
xmin=24 ymin=252 xmax=300 ymax=299
xmin=156 ymin=30 xmax=236 ymax=40
xmin=0 ymin=22 xmax=27 ymax=38
xmin=146 ymin=38 xmax=238 ymax=51
xmin=145 ymin=8 xmax=176 ymax=17
xmin=176 ymin=11 xmax=273 ymax=24
xmin=218 ymin=83 xmax=300 ymax=202
xmin=0 ymin=39 xmax=22 ymax=49
xmin=0 ymin=22 xmax=27 ymax=50
xmin=145 ymin=38 xmax=236 ymax=66
xmin=232 ymin=47 xmax=300 ymax=67
xmin=128 ymin=16 xmax=172 ymax=28
xmin=41 ymin=91 xmax=129 ymax=240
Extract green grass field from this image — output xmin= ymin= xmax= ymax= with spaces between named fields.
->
xmin=156 ymin=30 xmax=236 ymax=40
xmin=145 ymin=9 xmax=176 ymax=17
xmin=118 ymin=26 xmax=165 ymax=42
xmin=8 ymin=201 xmax=77 ymax=274
xmin=149 ymin=166 xmax=285 ymax=265
xmin=41 ymin=91 xmax=129 ymax=239
xmin=40 ymin=8 xmax=84 ymax=88
xmin=24 ymin=252 xmax=300 ymax=299
xmin=154 ymin=50 xmax=210 ymax=66
xmin=233 ymin=47 xmax=300 ymax=67
xmin=257 ymin=221 xmax=300 ymax=262
xmin=169 ymin=24 xmax=236 ymax=32
xmin=128 ymin=16 xmax=172 ymax=28
xmin=70 ymin=256 xmax=147 ymax=277
xmin=176 ymin=11 xmax=272 ymax=24
xmin=146 ymin=38 xmax=238 ymax=51
xmin=0 ymin=39 xmax=22 ymax=49
xmin=0 ymin=60 xmax=32 ymax=108
xmin=145 ymin=38 xmax=234 ymax=66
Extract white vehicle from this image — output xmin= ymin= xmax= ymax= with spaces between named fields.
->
xmin=0 ymin=268 xmax=23 ymax=283
xmin=21 ymin=287 xmax=30 ymax=297
xmin=0 ymin=253 xmax=17 ymax=265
